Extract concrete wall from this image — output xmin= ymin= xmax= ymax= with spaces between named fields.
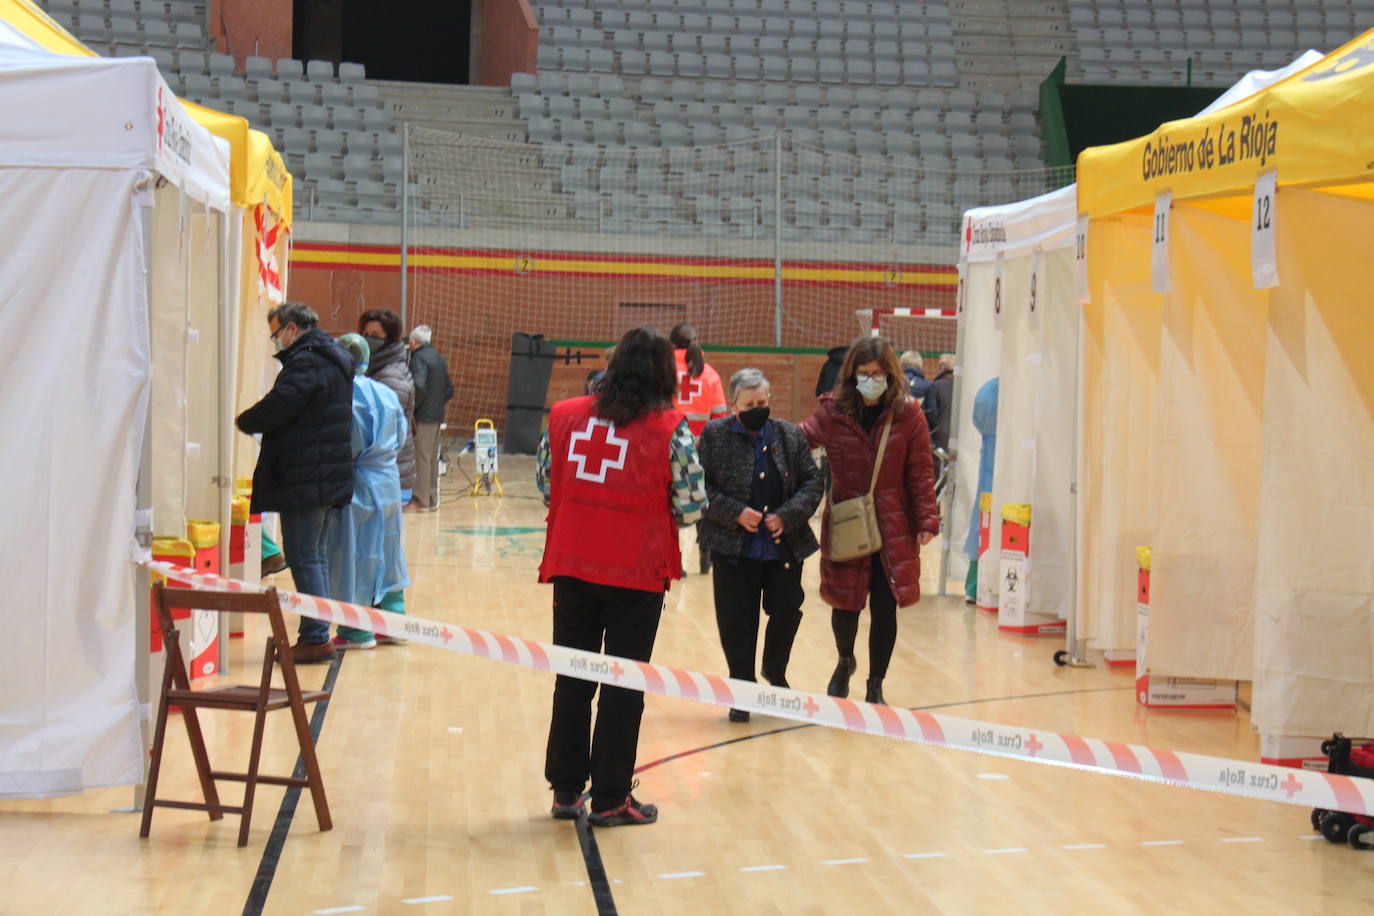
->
xmin=478 ymin=0 xmax=537 ymax=87
xmin=210 ymin=0 xmax=295 ymax=67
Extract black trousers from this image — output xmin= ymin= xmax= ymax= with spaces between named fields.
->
xmin=711 ymin=554 xmax=804 ymax=684
xmin=544 ymin=577 xmax=664 ymax=812
xmin=831 ymin=556 xmax=899 ymax=679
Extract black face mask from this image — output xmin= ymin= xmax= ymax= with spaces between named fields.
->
xmin=738 ymin=406 xmax=770 ymax=431
xmin=365 ymin=335 xmax=386 ymax=353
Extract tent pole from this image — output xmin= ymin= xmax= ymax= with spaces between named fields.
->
xmin=937 ymin=267 xmax=968 ymax=598
xmin=773 ymin=131 xmax=783 ymax=347
xmin=1058 ymin=304 xmax=1092 ymax=667
xmin=216 ymin=208 xmax=237 ymax=676
xmin=400 ymin=123 xmax=410 ymax=330
xmin=129 ymin=183 xmax=157 ymax=814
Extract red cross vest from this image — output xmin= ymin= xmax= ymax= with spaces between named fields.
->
xmin=673 ymin=349 xmax=728 ymax=437
xmin=539 ymin=395 xmax=684 ymax=593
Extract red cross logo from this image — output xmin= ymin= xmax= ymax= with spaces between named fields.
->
xmin=1025 ymin=733 xmax=1043 ymax=756
xmin=676 ymin=370 xmax=704 ymax=405
xmin=964 ymin=217 xmax=973 ymax=253
xmin=1281 ymin=773 xmax=1302 ymax=799
xmin=803 ymin=696 xmax=820 ymax=718
xmin=568 ymin=418 xmax=628 ymax=483
xmin=610 ymin=662 xmax=624 ymax=681
xmin=440 ymin=627 xmax=454 ymax=644
xmin=156 ymin=87 xmax=165 ymax=148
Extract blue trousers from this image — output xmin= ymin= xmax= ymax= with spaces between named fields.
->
xmin=279 ymin=505 xmax=333 ymax=644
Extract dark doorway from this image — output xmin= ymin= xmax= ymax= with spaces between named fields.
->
xmin=294 ymin=0 xmax=472 ymax=84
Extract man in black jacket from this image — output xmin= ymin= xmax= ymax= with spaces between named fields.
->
xmin=237 ymin=303 xmax=355 ymax=664
xmin=407 ymin=324 xmax=455 ymax=511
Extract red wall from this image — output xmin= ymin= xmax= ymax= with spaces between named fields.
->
xmin=286 ymin=242 xmax=956 ymax=434
xmin=210 ymin=0 xmax=294 ymax=68
xmin=479 ymin=0 xmax=538 ymax=87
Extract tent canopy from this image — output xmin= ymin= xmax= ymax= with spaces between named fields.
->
xmin=0 ymin=0 xmax=291 ymax=223
xmin=962 ymin=185 xmax=1077 ymax=264
xmin=0 ymin=22 xmax=229 ymax=210
xmin=1079 ymin=30 xmax=1374 ymax=217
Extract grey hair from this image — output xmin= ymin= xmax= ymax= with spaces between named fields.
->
xmin=267 ymin=302 xmax=318 ymax=329
xmin=899 ymin=350 xmax=923 ymax=370
xmin=938 ymin=353 xmax=956 ymax=371
xmin=409 ymin=324 xmax=433 ymax=345
xmin=728 ymin=367 xmax=771 ymax=402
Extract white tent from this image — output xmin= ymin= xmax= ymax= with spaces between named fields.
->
xmin=949 ymin=186 xmax=1077 ymax=629
xmin=0 ymin=24 xmax=234 ymax=798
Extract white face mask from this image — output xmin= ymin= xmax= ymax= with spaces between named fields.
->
xmin=856 ymin=375 xmax=888 ymax=400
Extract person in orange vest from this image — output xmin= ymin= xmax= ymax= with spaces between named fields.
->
xmin=537 ymin=326 xmax=708 ymax=827
xmin=670 ymin=324 xmax=727 ymax=574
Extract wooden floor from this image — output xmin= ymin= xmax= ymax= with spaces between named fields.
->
xmin=5 ymin=455 xmax=1373 ymax=914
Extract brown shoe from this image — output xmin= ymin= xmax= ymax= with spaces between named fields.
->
xmin=290 ymin=641 xmax=336 ymax=665
xmin=261 ymin=553 xmax=287 ymax=576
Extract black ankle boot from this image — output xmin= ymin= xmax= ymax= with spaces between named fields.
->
xmin=864 ymin=678 xmax=885 ymax=705
xmin=826 ymin=655 xmax=857 ymax=698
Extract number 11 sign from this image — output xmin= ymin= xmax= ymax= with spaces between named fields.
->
xmin=1151 ymin=190 xmax=1171 ymax=294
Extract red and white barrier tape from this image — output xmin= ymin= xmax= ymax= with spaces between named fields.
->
xmin=141 ymin=557 xmax=1374 ymax=818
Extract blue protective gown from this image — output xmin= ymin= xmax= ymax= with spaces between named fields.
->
xmin=326 ymin=376 xmax=411 ymax=606
xmin=964 ymin=377 xmax=1000 ymax=559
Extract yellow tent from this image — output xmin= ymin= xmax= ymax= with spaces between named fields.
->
xmin=1076 ymin=31 xmax=1374 ymax=737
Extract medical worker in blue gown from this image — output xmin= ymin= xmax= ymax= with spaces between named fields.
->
xmin=964 ymin=377 xmax=999 ymax=603
xmin=328 ymin=332 xmax=411 ymax=649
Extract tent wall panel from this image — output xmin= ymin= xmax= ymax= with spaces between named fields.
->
xmin=1146 ymin=205 xmax=1266 ymax=680
xmin=954 ymin=264 xmax=1002 ymax=592
xmin=1079 ymin=213 xmax=1160 ymax=652
xmin=1252 ymin=189 xmax=1374 ymax=737
xmin=149 ymin=183 xmax=190 ymax=537
xmin=0 ymin=167 xmax=149 ymax=796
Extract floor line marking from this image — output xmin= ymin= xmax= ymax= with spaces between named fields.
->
xmin=1221 ymin=837 xmax=1265 ymax=843
xmin=822 ymin=858 xmax=869 ymax=865
xmin=903 ymin=852 xmax=949 ymax=859
xmin=983 ymin=848 xmax=1027 ymax=855
xmin=1299 ymin=835 xmax=1324 ymax=841
xmin=977 ymin=773 xmax=1010 ymax=780
xmin=658 ymin=871 xmax=706 ymax=879
xmin=489 ymin=886 xmax=539 ymax=895
xmin=740 ymin=865 xmax=787 ymax=872
xmin=314 ymin=908 xmax=366 ymax=915
xmin=1141 ymin=840 xmax=1186 ymax=846
xmin=402 ymin=896 xmax=455 ymax=905
xmin=1062 ymin=844 xmax=1107 ymax=850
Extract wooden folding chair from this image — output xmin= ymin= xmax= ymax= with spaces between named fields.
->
xmin=139 ymin=583 xmax=333 ymax=847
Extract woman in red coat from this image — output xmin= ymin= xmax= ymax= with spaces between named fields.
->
xmin=800 ymin=336 xmax=941 ymax=705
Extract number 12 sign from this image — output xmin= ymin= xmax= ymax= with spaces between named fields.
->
xmin=1252 ymin=171 xmax=1279 ymax=290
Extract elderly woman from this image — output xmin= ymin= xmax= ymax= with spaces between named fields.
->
xmin=800 ymin=337 xmax=941 ymax=706
xmin=359 ymin=308 xmax=418 ymax=503
xmin=698 ymin=368 xmax=823 ymax=722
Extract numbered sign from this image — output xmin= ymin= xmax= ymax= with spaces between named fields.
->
xmin=1151 ymin=190 xmax=1171 ymax=294
xmin=992 ymin=252 xmax=1005 ymax=330
xmin=1252 ymin=171 xmax=1279 ymax=290
xmin=1074 ymin=214 xmax=1090 ymax=304
xmin=1028 ymin=248 xmax=1043 ymax=331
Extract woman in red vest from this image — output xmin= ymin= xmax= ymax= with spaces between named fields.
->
xmin=671 ymin=324 xmax=727 ymax=575
xmin=800 ymin=337 xmax=941 ymax=706
xmin=537 ymin=326 xmax=707 ymax=826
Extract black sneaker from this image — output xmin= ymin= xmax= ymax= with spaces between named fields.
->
xmin=551 ymin=789 xmax=584 ymax=820
xmin=728 ymin=708 xmax=750 ymax=723
xmin=588 ymin=787 xmax=658 ymax=827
